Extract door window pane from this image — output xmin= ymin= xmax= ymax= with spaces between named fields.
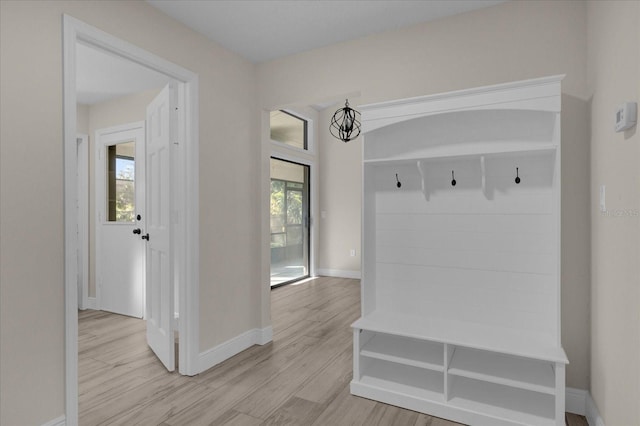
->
xmin=270 ymin=110 xmax=307 ymax=150
xmin=107 ymin=141 xmax=135 ymax=222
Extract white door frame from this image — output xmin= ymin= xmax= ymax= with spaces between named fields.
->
xmin=76 ymin=134 xmax=89 ymax=310
xmin=63 ymin=15 xmax=200 ymax=424
xmin=94 ymin=122 xmax=146 ymax=317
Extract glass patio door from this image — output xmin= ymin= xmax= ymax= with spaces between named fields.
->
xmin=270 ymin=158 xmax=310 ymax=287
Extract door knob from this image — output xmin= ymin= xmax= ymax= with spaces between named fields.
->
xmin=133 ymin=228 xmax=141 ymax=235
xmin=142 ymin=233 xmax=150 ymax=241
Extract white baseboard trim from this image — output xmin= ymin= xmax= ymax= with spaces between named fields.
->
xmin=565 ymin=387 xmax=605 ymax=426
xmin=586 ymin=392 xmax=605 ymax=426
xmin=256 ymin=326 xmax=273 ymax=345
xmin=316 ymin=269 xmax=361 ymax=279
xmin=86 ymin=297 xmax=96 ymax=310
xmin=197 ymin=326 xmax=273 ymax=374
xmin=41 ymin=384 xmax=601 ymax=425
xmin=566 ymin=387 xmax=588 ymax=415
xmin=41 ymin=415 xmax=65 ymax=426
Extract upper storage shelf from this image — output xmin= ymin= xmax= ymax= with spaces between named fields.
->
xmin=360 ymin=75 xmax=563 ymax=163
xmin=363 ymin=109 xmax=559 ymax=163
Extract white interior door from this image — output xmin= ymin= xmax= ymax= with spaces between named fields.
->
xmin=95 ymin=124 xmax=146 ymax=318
xmin=145 ymin=83 xmax=176 ymax=371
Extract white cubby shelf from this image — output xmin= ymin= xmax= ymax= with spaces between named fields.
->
xmin=352 ymin=75 xmax=568 ymax=426
xmin=362 ymin=141 xmax=558 ymax=165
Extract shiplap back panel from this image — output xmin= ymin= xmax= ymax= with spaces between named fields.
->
xmin=366 ymin=149 xmax=558 ymax=339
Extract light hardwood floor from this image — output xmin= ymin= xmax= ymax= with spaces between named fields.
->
xmin=79 ymin=276 xmax=588 ymax=426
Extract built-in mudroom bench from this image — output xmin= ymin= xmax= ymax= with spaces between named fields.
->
xmin=351 ymin=75 xmax=568 ymax=426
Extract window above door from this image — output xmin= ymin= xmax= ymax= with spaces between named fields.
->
xmin=107 ymin=141 xmax=136 ymax=223
xmin=270 ymin=110 xmax=307 ymax=150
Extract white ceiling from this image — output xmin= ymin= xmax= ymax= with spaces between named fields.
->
xmin=76 ymin=42 xmax=170 ymax=105
xmin=76 ymin=1 xmax=505 ymax=105
xmin=147 ymin=0 xmax=506 ymax=64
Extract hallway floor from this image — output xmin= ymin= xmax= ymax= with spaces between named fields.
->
xmin=78 ymin=277 xmax=588 ymax=425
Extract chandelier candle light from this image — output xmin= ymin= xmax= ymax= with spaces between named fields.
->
xmin=330 ymin=99 xmax=361 ymax=142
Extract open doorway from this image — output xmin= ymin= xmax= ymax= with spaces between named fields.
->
xmin=75 ymin=40 xmax=170 ymax=315
xmin=270 ymin=158 xmax=310 ymax=287
xmin=75 ymin=39 xmax=176 ymax=421
xmin=267 ymin=107 xmax=317 ymax=288
xmin=64 ymin=15 xmax=200 ymax=424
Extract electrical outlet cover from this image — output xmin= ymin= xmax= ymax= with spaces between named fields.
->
xmin=615 ymin=102 xmax=637 ymax=132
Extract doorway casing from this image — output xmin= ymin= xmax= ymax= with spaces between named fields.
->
xmin=63 ymin=15 xmax=200 ymax=424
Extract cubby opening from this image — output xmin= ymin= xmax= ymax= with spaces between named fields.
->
xmin=360 ymin=331 xmax=444 ymax=371
xmin=448 ymin=376 xmax=556 ymax=425
xmin=448 ymin=346 xmax=556 ymax=395
xmin=359 ymin=358 xmax=445 ymax=401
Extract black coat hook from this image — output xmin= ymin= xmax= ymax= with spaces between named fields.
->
xmin=451 ymin=170 xmax=456 ymax=186
xmin=396 ymin=173 xmax=402 ymax=188
xmin=515 ymin=167 xmax=521 ymax=184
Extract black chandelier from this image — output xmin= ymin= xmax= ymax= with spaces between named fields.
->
xmin=330 ymin=99 xmax=361 ymax=142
